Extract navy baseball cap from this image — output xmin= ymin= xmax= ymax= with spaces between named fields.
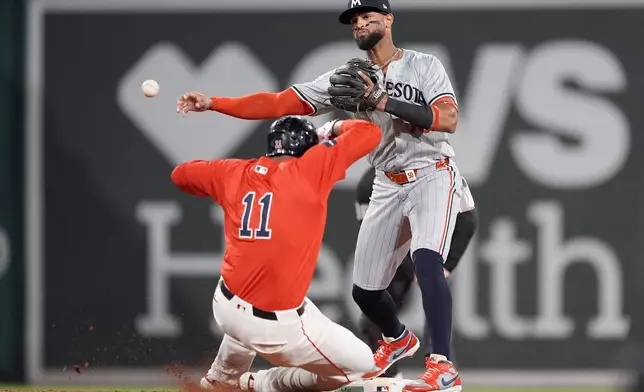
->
xmin=339 ymin=0 xmax=392 ymax=25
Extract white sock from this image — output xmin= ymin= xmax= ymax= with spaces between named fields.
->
xmin=384 ymin=327 xmax=408 ymax=343
xmin=429 ymin=354 xmax=448 ymax=363
xmin=254 ymin=367 xmax=346 ymax=392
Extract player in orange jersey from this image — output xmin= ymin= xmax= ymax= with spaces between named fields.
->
xmin=171 ymin=116 xmax=382 ymax=392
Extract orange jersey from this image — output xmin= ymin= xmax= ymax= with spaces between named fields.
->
xmin=171 ymin=120 xmax=381 ymax=311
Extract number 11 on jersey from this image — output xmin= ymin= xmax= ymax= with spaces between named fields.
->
xmin=239 ymin=192 xmax=273 ymax=239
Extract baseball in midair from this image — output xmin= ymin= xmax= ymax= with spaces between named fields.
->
xmin=141 ymin=79 xmax=160 ymax=98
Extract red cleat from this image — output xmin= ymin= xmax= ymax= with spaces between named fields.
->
xmin=403 ymin=355 xmax=462 ymax=392
xmin=363 ymin=329 xmax=420 ymax=379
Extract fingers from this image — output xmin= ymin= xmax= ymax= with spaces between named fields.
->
xmin=176 ymin=92 xmax=212 ymax=117
xmin=177 ymin=93 xmax=191 ymax=104
xmin=177 ymin=94 xmax=190 ymax=114
xmin=177 ymin=92 xmax=199 ymax=104
xmin=176 ymin=100 xmax=194 ymax=117
xmin=357 ymin=71 xmax=374 ymax=97
xmin=176 ymin=101 xmax=192 ymax=116
xmin=358 ymin=71 xmax=373 ymax=86
xmin=176 ymin=92 xmax=205 ymax=116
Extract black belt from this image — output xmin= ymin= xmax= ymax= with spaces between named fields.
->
xmin=218 ymin=281 xmax=305 ymax=321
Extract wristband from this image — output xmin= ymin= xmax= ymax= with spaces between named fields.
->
xmin=315 ymin=120 xmax=338 ymax=140
xmin=384 ymin=98 xmax=434 ymax=130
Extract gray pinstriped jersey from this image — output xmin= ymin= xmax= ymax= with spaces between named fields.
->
xmin=292 ymin=49 xmax=457 ymax=172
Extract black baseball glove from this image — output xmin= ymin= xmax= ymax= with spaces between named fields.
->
xmin=327 ymin=58 xmax=387 ymax=112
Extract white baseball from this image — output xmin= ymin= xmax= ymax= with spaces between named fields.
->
xmin=141 ymin=79 xmax=160 ymax=98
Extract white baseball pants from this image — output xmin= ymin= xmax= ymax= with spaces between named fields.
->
xmin=205 ymin=280 xmax=376 ymax=392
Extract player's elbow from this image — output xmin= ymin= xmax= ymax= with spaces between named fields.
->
xmin=444 ymin=108 xmax=458 ymax=133
xmin=435 ymin=104 xmax=458 ymax=134
xmin=171 ymin=165 xmax=189 ymax=189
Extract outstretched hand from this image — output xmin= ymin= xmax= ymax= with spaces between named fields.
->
xmin=176 ymin=92 xmax=212 ymax=116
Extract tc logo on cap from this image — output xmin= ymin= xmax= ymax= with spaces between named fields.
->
xmin=351 ymin=0 xmax=362 ymax=7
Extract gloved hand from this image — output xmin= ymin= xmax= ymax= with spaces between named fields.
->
xmin=327 ymin=58 xmax=386 ymax=112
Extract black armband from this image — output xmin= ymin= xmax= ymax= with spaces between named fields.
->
xmin=384 ymin=98 xmax=434 ymax=129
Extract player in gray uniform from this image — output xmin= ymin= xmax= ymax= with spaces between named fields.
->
xmin=177 ymin=1 xmax=463 ymax=390
xmin=299 ymin=1 xmax=464 ymax=390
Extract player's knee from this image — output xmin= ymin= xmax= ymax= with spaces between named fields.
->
xmin=352 ymin=284 xmax=384 ymax=307
xmin=412 ymin=248 xmax=444 ymax=280
xmin=412 ymin=248 xmax=444 ymax=265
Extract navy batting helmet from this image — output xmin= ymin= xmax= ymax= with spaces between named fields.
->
xmin=266 ymin=116 xmax=319 ymax=158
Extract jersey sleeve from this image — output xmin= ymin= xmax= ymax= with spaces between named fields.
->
xmin=291 ymin=69 xmax=337 ymax=116
xmin=211 ymin=89 xmax=314 ymax=119
xmin=419 ymin=55 xmax=457 ymax=106
xmin=170 ymin=159 xmax=241 ymax=204
xmin=297 ymin=120 xmax=381 ymax=197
